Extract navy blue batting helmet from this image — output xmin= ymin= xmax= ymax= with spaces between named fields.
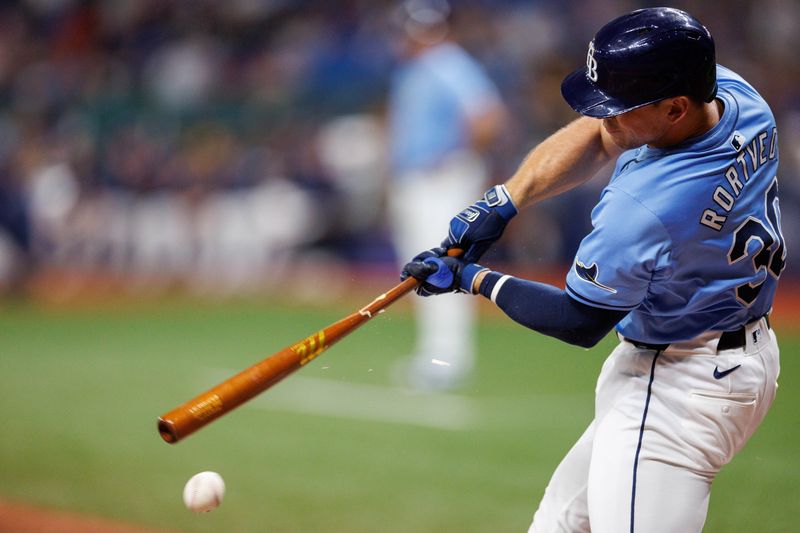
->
xmin=561 ymin=7 xmax=716 ymax=118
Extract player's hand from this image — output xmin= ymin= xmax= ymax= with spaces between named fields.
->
xmin=401 ymin=247 xmax=448 ymax=295
xmin=402 ymin=254 xmax=488 ymax=297
xmin=441 ymin=184 xmax=518 ymax=262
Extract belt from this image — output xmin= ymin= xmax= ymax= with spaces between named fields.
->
xmin=624 ymin=314 xmax=771 ymax=352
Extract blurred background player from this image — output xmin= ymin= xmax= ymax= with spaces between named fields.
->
xmin=387 ymin=0 xmax=506 ymax=390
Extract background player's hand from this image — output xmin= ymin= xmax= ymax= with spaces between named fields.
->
xmin=441 ymin=184 xmax=517 ymax=262
xmin=402 ymin=254 xmax=487 ymax=296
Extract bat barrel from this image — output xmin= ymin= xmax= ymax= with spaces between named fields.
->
xmin=157 ymin=276 xmax=419 ymax=444
xmin=157 ymin=347 xmax=308 ymax=443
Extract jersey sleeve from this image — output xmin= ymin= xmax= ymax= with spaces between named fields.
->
xmin=565 ymin=187 xmax=672 ymax=311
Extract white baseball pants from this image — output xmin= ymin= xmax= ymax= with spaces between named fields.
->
xmin=530 ymin=316 xmax=779 ymax=533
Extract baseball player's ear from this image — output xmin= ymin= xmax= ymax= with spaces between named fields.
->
xmin=665 ymin=96 xmax=691 ymax=123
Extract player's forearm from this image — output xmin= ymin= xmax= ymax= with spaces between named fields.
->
xmin=476 ymin=272 xmax=626 ymax=348
xmin=505 ymin=117 xmax=621 ymax=209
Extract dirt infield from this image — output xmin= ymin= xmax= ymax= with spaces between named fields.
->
xmin=0 ymin=500 xmax=179 ymax=533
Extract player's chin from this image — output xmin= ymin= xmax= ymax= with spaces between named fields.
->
xmin=606 ymin=130 xmax=640 ymax=150
xmin=603 ymin=121 xmax=625 ymax=142
xmin=604 ymin=122 xmax=649 ymax=150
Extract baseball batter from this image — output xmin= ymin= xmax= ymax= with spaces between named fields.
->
xmin=402 ymin=8 xmax=783 ymax=533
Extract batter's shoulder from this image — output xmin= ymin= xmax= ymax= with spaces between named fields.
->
xmin=716 ymin=65 xmax=773 ymax=114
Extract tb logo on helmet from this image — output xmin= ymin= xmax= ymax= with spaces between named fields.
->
xmin=586 ymin=41 xmax=598 ymax=81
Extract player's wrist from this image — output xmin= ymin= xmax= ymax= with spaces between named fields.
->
xmin=477 ymin=271 xmax=512 ymax=301
xmin=460 ymin=263 xmax=490 ymax=294
xmin=485 ymin=184 xmax=518 ymax=221
xmin=469 ymin=268 xmax=490 ymax=294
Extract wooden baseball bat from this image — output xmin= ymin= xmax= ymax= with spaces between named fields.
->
xmin=157 ymin=276 xmax=420 ymax=444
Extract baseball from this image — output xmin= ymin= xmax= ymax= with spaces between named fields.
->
xmin=182 ymin=471 xmax=225 ymax=513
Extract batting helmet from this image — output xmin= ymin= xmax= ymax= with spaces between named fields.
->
xmin=561 ymin=7 xmax=716 ymax=118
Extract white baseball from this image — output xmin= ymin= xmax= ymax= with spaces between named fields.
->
xmin=183 ymin=471 xmax=225 ymax=513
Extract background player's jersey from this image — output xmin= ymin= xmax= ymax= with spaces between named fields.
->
xmin=565 ymin=66 xmax=785 ymax=344
xmin=388 ymin=42 xmax=501 ymax=176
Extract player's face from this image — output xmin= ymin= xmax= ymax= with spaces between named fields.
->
xmin=602 ymin=101 xmax=674 ymax=149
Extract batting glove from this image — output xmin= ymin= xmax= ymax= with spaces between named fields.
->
xmin=402 ymin=255 xmax=488 ymax=297
xmin=401 ymin=247 xmax=446 ymax=296
xmin=441 ymin=184 xmax=518 ymax=263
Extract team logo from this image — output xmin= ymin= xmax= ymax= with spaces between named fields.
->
xmin=575 ymin=260 xmax=616 ymax=293
xmin=586 ymin=41 xmax=598 ymax=82
xmin=713 ymin=364 xmax=741 ymax=379
xmin=730 ymin=131 xmax=746 ymax=151
xmin=458 ymin=207 xmax=481 ymax=223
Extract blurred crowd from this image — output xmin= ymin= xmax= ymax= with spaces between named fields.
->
xmin=0 ymin=0 xmax=798 ymax=295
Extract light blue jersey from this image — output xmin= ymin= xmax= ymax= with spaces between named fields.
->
xmin=566 ymin=66 xmax=785 ymax=344
xmin=388 ymin=42 xmax=501 ymax=175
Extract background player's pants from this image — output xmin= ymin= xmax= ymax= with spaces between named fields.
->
xmin=530 ymin=317 xmax=779 ymax=533
xmin=388 ymin=151 xmax=486 ymax=381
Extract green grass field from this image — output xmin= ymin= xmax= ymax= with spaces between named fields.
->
xmin=0 ymin=297 xmax=797 ymax=532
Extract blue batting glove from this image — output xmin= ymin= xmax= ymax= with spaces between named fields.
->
xmin=400 ymin=247 xmax=447 ymax=282
xmin=402 ymin=251 xmax=451 ymax=296
xmin=421 ymin=257 xmax=454 ymax=290
xmin=442 ymin=184 xmax=518 ymax=262
xmin=402 ymin=256 xmax=489 ymax=297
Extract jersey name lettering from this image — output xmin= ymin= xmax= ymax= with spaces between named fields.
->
xmin=700 ymin=127 xmax=778 ymax=231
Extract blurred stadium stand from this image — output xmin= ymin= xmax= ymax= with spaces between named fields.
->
xmin=0 ymin=0 xmax=797 ymax=297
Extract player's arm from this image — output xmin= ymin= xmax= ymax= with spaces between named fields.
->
xmin=402 ymin=257 xmax=625 ymax=348
xmin=477 ymin=274 xmax=627 ymax=347
xmin=505 ymin=116 xmax=623 ymax=209
xmin=438 ymin=117 xmax=621 ymax=262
